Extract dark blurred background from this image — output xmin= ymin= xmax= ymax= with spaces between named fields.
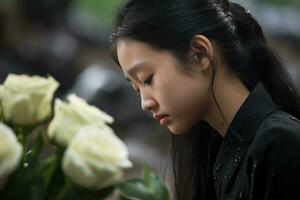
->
xmin=0 ymin=0 xmax=299 ymax=198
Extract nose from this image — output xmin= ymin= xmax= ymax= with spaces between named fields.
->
xmin=141 ymin=93 xmax=157 ymax=112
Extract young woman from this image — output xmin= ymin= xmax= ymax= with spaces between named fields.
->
xmin=110 ymin=0 xmax=300 ymax=199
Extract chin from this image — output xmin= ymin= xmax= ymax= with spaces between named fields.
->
xmin=168 ymin=121 xmax=198 ymax=135
xmin=168 ymin=125 xmax=187 ymax=135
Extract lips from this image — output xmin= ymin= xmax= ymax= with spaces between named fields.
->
xmin=153 ymin=113 xmax=170 ymax=125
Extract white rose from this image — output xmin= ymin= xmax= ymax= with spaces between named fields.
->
xmin=62 ymin=125 xmax=132 ymax=190
xmin=48 ymin=94 xmax=114 ymax=146
xmin=0 ymin=74 xmax=59 ymax=125
xmin=0 ymin=123 xmax=23 ymax=189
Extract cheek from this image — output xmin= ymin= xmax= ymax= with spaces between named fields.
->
xmin=168 ymin=78 xmax=209 ymax=109
xmin=167 ymin=79 xmax=210 ymax=128
xmin=156 ymin=78 xmax=177 ymax=104
xmin=177 ymin=89 xmax=208 ymax=119
xmin=154 ymin=72 xmax=210 ymax=115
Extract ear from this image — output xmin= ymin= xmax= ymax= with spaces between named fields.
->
xmin=188 ymin=35 xmax=214 ymax=72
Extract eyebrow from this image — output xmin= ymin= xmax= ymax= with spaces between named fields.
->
xmin=124 ymin=62 xmax=150 ymax=81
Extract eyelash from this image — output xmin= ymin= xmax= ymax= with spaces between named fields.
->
xmin=132 ymin=74 xmax=153 ymax=95
xmin=143 ymin=74 xmax=153 ymax=86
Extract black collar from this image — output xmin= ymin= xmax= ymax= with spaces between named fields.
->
xmin=213 ymin=82 xmax=278 ymax=192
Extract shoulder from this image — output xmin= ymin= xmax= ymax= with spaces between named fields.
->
xmin=257 ymin=110 xmax=300 ymax=142
xmin=252 ymin=110 xmax=300 ymax=144
xmin=257 ymin=110 xmax=300 ymax=139
xmin=248 ymin=110 xmax=300 ymax=170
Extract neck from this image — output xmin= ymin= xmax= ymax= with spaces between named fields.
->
xmin=204 ymin=74 xmax=250 ymax=137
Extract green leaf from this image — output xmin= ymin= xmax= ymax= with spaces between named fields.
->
xmin=55 ymin=178 xmax=115 ymax=200
xmin=117 ymin=165 xmax=170 ymax=200
xmin=143 ymin=165 xmax=169 ymax=200
xmin=117 ymin=179 xmax=153 ymax=200
xmin=119 ymin=194 xmax=137 ymax=200
xmin=0 ymin=150 xmax=46 ymax=200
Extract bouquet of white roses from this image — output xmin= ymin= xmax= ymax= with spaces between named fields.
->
xmin=0 ymin=74 xmax=169 ymax=200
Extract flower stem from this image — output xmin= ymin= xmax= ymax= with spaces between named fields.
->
xmin=56 ymin=178 xmax=73 ymax=200
xmin=16 ymin=127 xmax=28 ymax=147
xmin=17 ymin=129 xmax=30 ymax=164
xmin=44 ymin=154 xmax=59 ymax=191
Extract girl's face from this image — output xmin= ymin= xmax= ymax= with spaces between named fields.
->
xmin=117 ymin=39 xmax=211 ymax=134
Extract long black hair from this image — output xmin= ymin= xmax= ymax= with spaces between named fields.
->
xmin=110 ymin=0 xmax=300 ymax=199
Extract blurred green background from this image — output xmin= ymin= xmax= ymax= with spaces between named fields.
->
xmin=73 ymin=0 xmax=122 ymax=27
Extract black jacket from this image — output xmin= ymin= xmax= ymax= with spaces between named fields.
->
xmin=213 ymin=82 xmax=300 ymax=200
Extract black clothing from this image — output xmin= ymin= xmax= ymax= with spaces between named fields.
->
xmin=213 ymin=82 xmax=300 ymax=200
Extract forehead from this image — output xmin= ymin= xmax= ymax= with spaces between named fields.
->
xmin=117 ymin=39 xmax=156 ymax=66
xmin=116 ymin=39 xmax=191 ymax=79
xmin=117 ymin=39 xmax=171 ymax=72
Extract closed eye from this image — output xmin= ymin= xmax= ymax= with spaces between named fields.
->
xmin=143 ymin=74 xmax=153 ymax=86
